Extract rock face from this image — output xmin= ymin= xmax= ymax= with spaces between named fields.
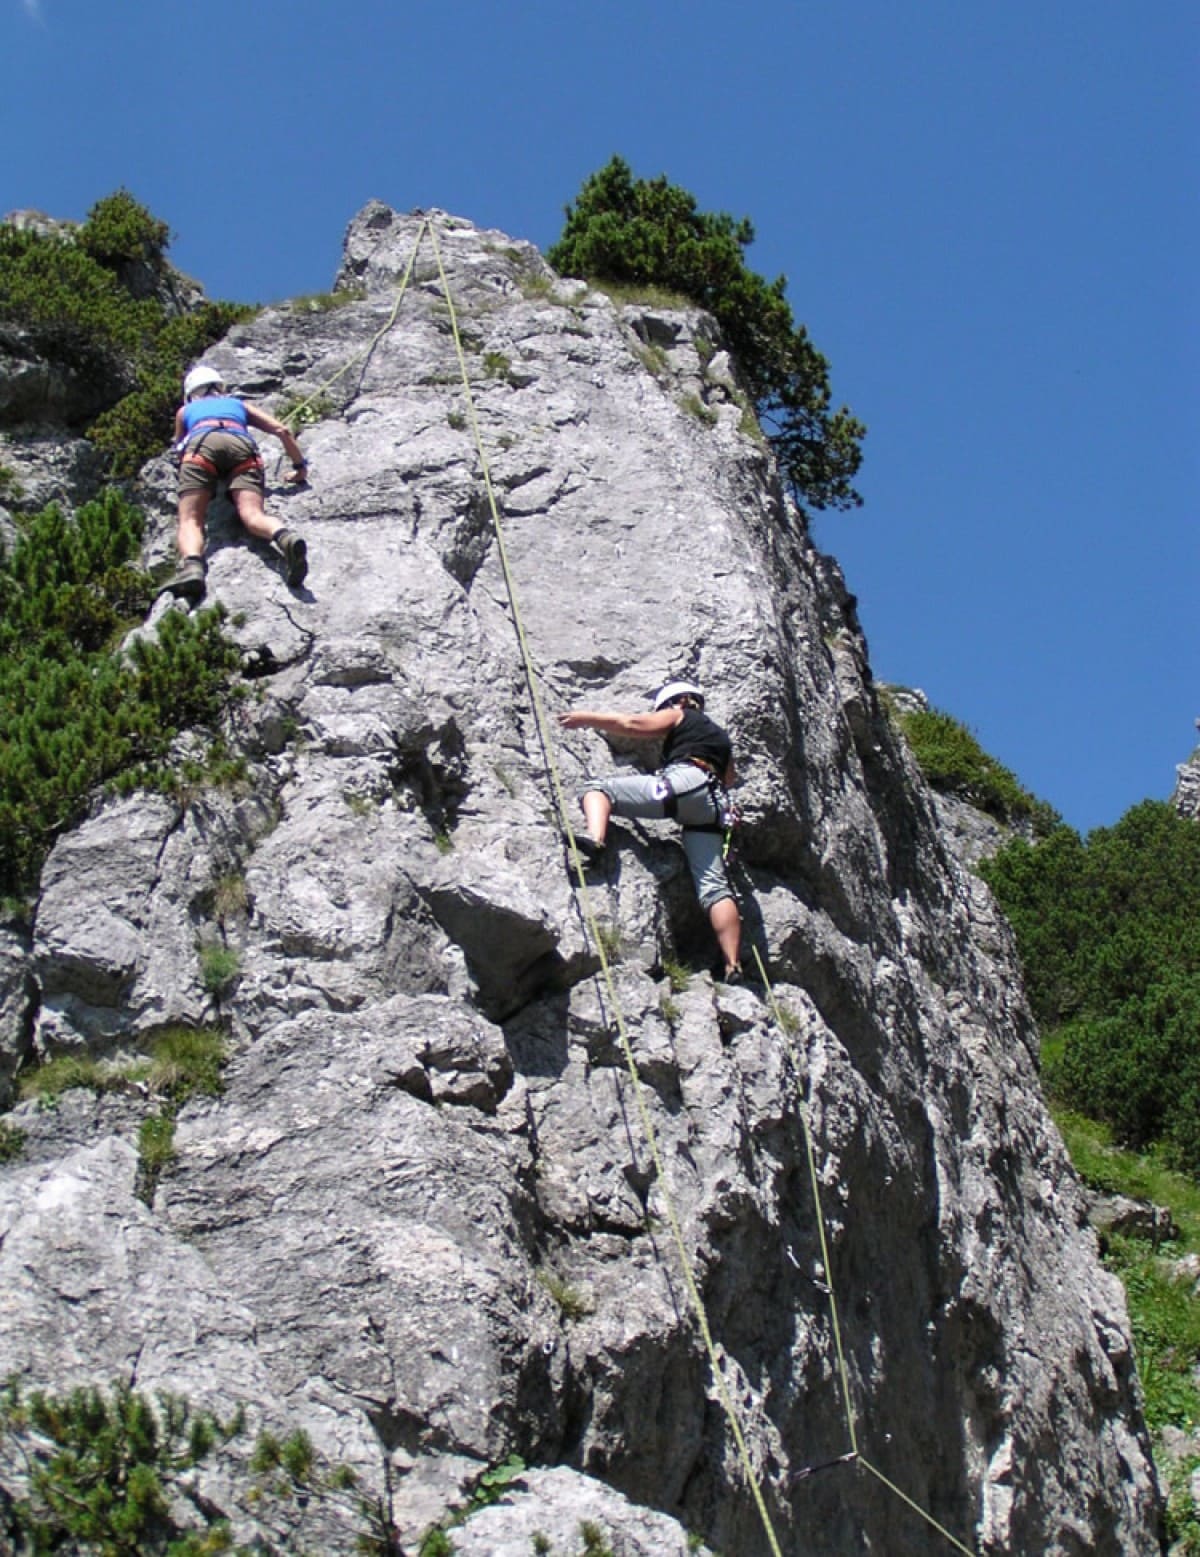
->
xmin=1174 ymin=742 xmax=1200 ymax=822
xmin=0 ymin=205 xmax=1162 ymax=1555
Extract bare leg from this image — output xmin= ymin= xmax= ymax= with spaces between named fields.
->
xmin=234 ymin=488 xmax=307 ymax=586
xmin=709 ymin=896 xmax=742 ymax=975
xmin=231 ymin=488 xmax=281 ymax=543
xmin=581 ymin=790 xmax=612 ymax=844
xmin=176 ymin=490 xmax=210 ymax=559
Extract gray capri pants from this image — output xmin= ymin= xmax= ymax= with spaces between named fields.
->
xmin=581 ymin=762 xmax=734 ymax=910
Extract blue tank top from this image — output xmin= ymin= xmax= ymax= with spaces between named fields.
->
xmin=181 ymin=395 xmax=253 ymax=440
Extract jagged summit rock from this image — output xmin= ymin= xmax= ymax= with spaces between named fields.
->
xmin=1174 ymin=736 xmax=1200 ymax=821
xmin=0 ymin=204 xmax=1162 ymax=1554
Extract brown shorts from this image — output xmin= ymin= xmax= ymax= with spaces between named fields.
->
xmin=178 ymin=430 xmax=265 ymax=496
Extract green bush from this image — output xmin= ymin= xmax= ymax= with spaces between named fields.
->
xmin=18 ymin=1026 xmax=228 ymax=1111
xmin=136 ymin=1111 xmax=178 ymax=1202
xmin=1 ymin=190 xmax=254 ymax=473
xmin=548 ymin=156 xmax=864 ymax=513
xmin=0 ymin=222 xmax=155 ymax=380
xmin=139 ymin=1027 xmax=230 ymax=1204
xmin=88 ymin=299 xmax=255 ymax=477
xmin=0 ymin=1377 xmax=243 ymax=1554
xmin=18 ymin=1052 xmax=140 ymax=1103
xmin=199 ymin=945 xmax=241 ymax=998
xmin=0 ymin=1377 xmax=408 ymax=1553
xmin=982 ymin=801 xmax=1200 ymax=1170
xmin=1166 ymin=1452 xmax=1200 ymax=1554
xmin=250 ymin=1425 xmax=400 ymax=1553
xmin=0 ymin=465 xmax=21 ymax=511
xmin=78 ymin=189 xmax=171 ymax=270
xmin=1105 ymin=1235 xmax=1200 ymax=1431
xmin=0 ymin=489 xmax=242 ymax=896
xmin=898 ymin=706 xmax=1059 ymax=833
xmin=145 ymin=1025 xmax=229 ymax=1103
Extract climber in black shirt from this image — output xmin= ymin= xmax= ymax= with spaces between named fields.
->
xmin=557 ymin=681 xmax=742 ymax=981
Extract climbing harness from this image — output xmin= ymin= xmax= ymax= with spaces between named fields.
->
xmin=297 ymin=213 xmax=978 ymax=1557
xmin=179 ymin=432 xmax=263 ymax=483
xmin=661 ymin=761 xmax=741 ymax=871
xmin=659 ymin=762 xmax=738 ymax=874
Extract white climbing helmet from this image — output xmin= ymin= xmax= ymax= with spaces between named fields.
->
xmin=183 ymin=364 xmax=224 ymax=400
xmin=653 ymin=681 xmax=705 ymax=711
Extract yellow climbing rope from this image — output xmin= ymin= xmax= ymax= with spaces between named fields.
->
xmin=269 ymin=219 xmax=432 ymax=491
xmin=751 ymin=944 xmax=859 ymax=1452
xmin=750 ymin=948 xmax=977 ymax=1556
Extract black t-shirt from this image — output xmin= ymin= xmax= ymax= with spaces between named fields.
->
xmin=661 ymin=708 xmax=732 ymax=775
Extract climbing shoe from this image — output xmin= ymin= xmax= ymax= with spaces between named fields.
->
xmin=163 ymin=555 xmax=207 ymax=603
xmin=721 ymin=964 xmax=745 ymax=986
xmin=276 ymin=530 xmax=308 ymax=588
xmin=570 ymin=834 xmax=606 ymax=865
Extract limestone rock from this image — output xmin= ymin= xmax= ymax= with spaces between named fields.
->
xmin=448 ymin=1465 xmax=715 ymax=1554
xmin=0 ymin=918 xmax=33 ymax=1098
xmin=0 ymin=428 xmax=109 ymax=515
xmin=1086 ymin=1189 xmax=1180 ymax=1245
xmin=0 ymin=205 xmax=1163 ymax=1556
xmin=1174 ymin=743 xmax=1200 ymax=821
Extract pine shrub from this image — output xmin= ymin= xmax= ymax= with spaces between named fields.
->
xmin=77 ymin=188 xmax=171 ymax=269
xmin=0 ymin=221 xmax=154 ymax=385
xmin=549 ymin=156 xmax=865 ymax=513
xmin=899 ymin=705 xmax=1059 ymax=834
xmin=0 ymin=489 xmax=242 ymax=895
xmin=0 ymin=1378 xmax=243 ymax=1553
xmin=0 ymin=1376 xmax=403 ymax=1553
xmin=0 ymin=189 xmax=255 ymax=473
xmin=982 ymin=801 xmax=1200 ymax=1172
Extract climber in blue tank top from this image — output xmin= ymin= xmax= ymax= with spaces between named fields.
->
xmin=558 ymin=681 xmax=744 ymax=983
xmin=179 ymin=393 xmax=254 ymax=439
xmin=164 ymin=363 xmax=312 ymax=603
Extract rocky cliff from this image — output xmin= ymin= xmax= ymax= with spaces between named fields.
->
xmin=0 ymin=204 xmax=1163 ymax=1554
xmin=1175 ymin=741 xmax=1200 ymax=823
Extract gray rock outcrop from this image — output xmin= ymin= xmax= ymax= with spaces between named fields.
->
xmin=1085 ymin=1190 xmax=1180 ymax=1247
xmin=0 ymin=205 xmax=1162 ymax=1554
xmin=1174 ymin=742 xmax=1200 ymax=822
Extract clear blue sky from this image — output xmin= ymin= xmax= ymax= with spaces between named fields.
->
xmin=4 ymin=0 xmax=1195 ymax=834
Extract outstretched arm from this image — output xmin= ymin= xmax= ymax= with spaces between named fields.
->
xmin=246 ymin=404 xmax=308 ymax=479
xmin=557 ymin=707 xmax=682 ymax=739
